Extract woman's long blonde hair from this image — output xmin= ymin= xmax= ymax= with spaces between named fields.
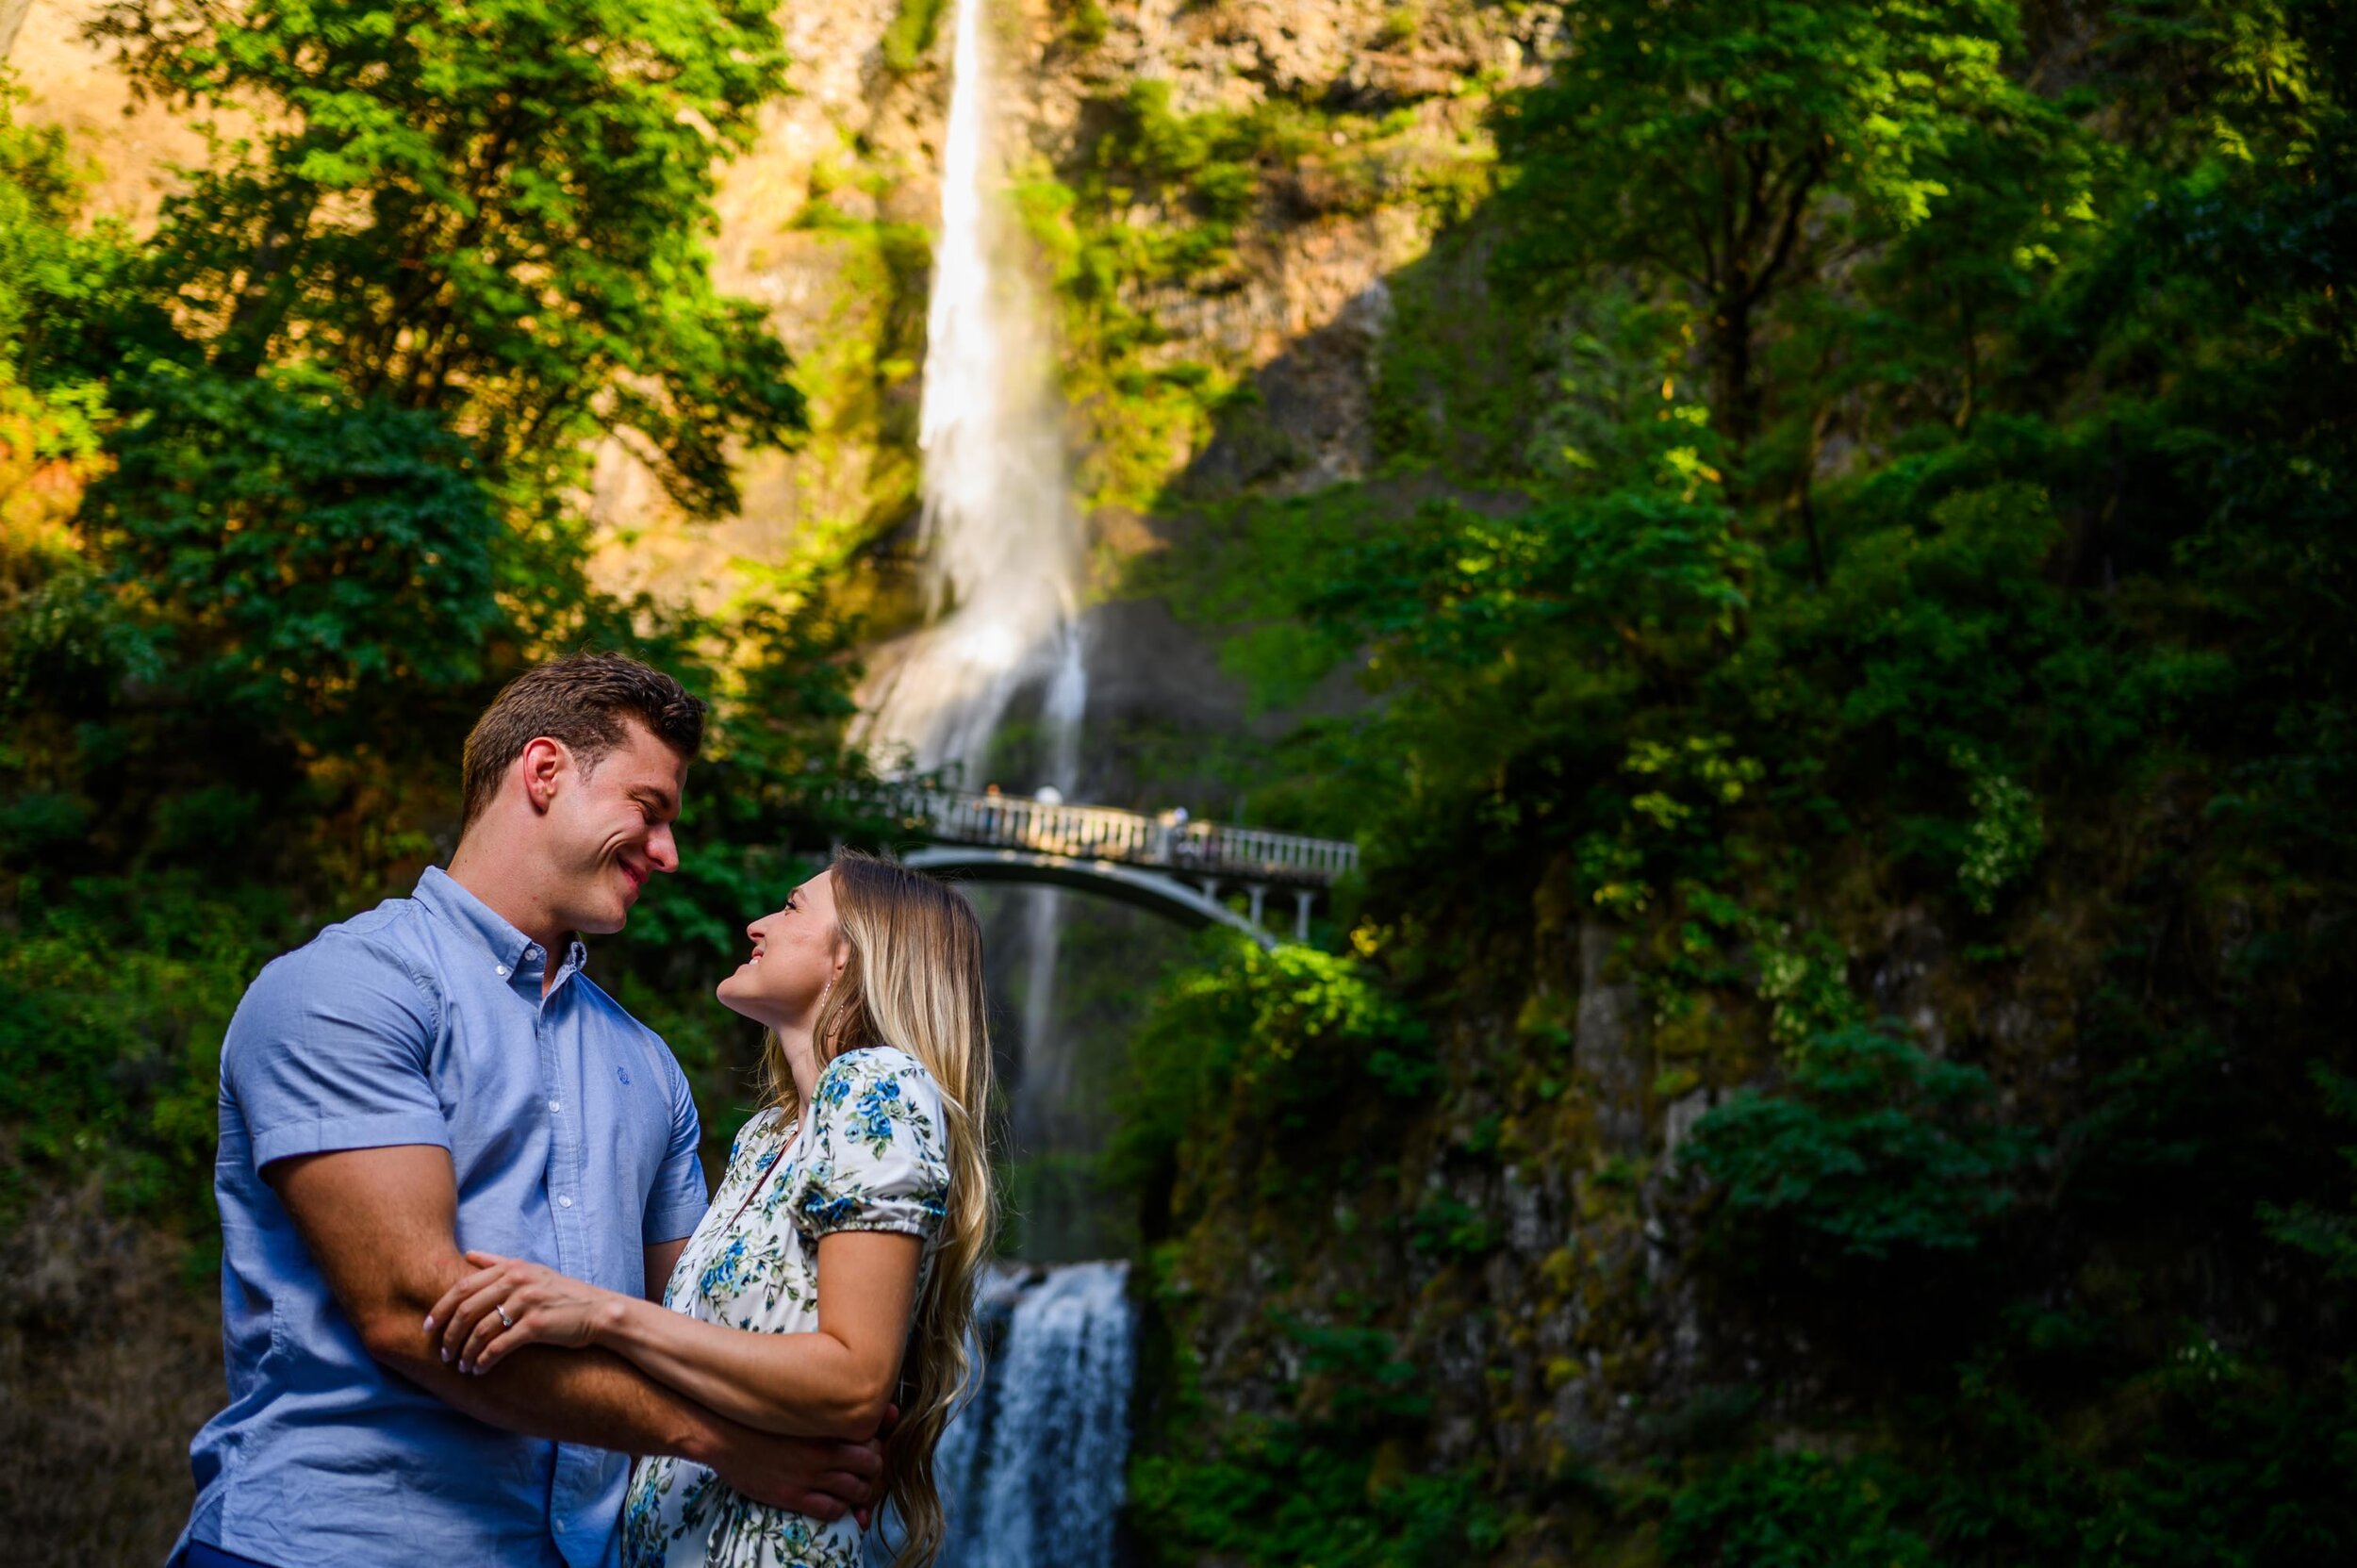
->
xmin=759 ymin=850 xmax=996 ymax=1568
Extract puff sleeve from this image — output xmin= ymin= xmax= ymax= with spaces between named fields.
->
xmin=794 ymin=1048 xmax=952 ymax=1243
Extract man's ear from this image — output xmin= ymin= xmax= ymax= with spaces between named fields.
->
xmin=519 ymin=736 xmax=569 ymax=815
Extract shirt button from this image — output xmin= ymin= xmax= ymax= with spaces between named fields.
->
xmin=494 ymin=965 xmax=510 ymax=977
xmin=558 ymin=1195 xmax=574 ymax=1209
xmin=549 ymin=1099 xmax=562 ymax=1114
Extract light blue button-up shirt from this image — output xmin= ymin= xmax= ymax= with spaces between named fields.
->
xmin=180 ymin=866 xmax=710 ymax=1567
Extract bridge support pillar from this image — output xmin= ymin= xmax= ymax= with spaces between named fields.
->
xmin=1246 ymin=883 xmax=1267 ymax=931
xmin=1294 ymin=889 xmax=1315 ymax=943
xmin=1199 ymin=877 xmax=1222 ymax=904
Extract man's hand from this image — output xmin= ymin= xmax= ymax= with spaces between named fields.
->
xmin=267 ymin=1145 xmax=750 ymax=1468
xmin=708 ymin=1426 xmax=885 ymax=1521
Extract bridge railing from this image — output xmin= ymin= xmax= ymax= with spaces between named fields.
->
xmin=898 ymin=788 xmax=1359 ymax=887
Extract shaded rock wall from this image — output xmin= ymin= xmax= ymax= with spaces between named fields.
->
xmin=0 ymin=1181 xmax=223 ymax=1567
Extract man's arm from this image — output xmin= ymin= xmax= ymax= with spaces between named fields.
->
xmin=269 ymin=1144 xmax=879 ymax=1517
xmin=438 ymin=1231 xmax=921 ymax=1440
xmin=644 ymin=1238 xmax=689 ymax=1303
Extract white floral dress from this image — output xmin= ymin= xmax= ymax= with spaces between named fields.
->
xmin=622 ymin=1046 xmax=951 ymax=1568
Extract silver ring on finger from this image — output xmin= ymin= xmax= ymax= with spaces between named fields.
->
xmin=496 ymin=1304 xmax=516 ymax=1329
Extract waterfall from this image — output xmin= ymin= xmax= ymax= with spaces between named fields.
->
xmin=860 ymin=0 xmax=1092 ymax=1223
xmin=862 ymin=0 xmax=1087 ymax=781
xmin=930 ymin=1263 xmax=1136 ymax=1568
xmin=861 ymin=0 xmax=1096 ymax=1231
xmin=1014 ymin=628 xmax=1087 ymax=1164
xmin=852 ymin=7 xmax=1133 ymax=1560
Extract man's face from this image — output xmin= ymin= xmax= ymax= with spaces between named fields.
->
xmin=542 ymin=718 xmax=688 ymax=936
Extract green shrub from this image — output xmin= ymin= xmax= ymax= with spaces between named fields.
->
xmin=0 ymin=875 xmax=294 ymax=1221
xmin=1664 ymin=1451 xmax=1932 ymax=1568
xmin=1129 ymin=1315 xmax=1498 ymax=1568
xmin=1683 ymin=1022 xmax=2031 ymax=1263
xmin=2259 ymin=1062 xmax=2357 ymax=1279
xmin=1406 ymin=1192 xmax=1497 ymax=1260
xmin=1110 ymin=933 xmax=1430 ymax=1213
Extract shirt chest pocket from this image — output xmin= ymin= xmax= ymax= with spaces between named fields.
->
xmin=603 ymin=1056 xmax=674 ymax=1205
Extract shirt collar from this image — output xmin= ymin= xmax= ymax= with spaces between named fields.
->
xmin=414 ymin=865 xmax=585 ymax=980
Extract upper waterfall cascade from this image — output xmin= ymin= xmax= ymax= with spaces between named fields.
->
xmin=861 ymin=0 xmax=1088 ymax=780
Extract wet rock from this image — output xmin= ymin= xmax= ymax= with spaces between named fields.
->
xmin=1575 ymin=923 xmax=1650 ymax=1156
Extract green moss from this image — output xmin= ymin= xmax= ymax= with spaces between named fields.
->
xmin=1376 ymin=4 xmax=1423 ymax=49
xmin=880 ymin=0 xmax=949 ymax=75
xmin=752 ymin=204 xmax=933 ymax=619
xmin=1062 ymin=0 xmax=1109 ymax=47
xmin=1129 ymin=1305 xmax=1502 ymax=1568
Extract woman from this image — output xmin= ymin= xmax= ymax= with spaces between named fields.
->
xmin=423 ymin=851 xmax=996 ymax=1568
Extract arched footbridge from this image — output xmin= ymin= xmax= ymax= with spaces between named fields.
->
xmin=894 ymin=789 xmax=1358 ymax=949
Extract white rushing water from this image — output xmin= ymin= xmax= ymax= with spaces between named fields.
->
xmin=851 ymin=8 xmax=1133 ymax=1560
xmin=929 ymin=1263 xmax=1136 ymax=1568
xmin=863 ymin=0 xmax=1090 ymax=1166
xmin=861 ymin=0 xmax=1088 ymax=781
xmin=860 ymin=0 xmax=1095 ymax=1237
xmin=1014 ymin=632 xmax=1086 ymax=1155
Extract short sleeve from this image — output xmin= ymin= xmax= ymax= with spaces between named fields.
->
xmin=644 ymin=1044 xmax=709 ymax=1244
xmin=795 ymin=1048 xmax=951 ymax=1243
xmin=226 ymin=935 xmax=452 ymax=1171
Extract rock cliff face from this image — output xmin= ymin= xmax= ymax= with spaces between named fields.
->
xmin=1135 ymin=861 xmax=2115 ymax=1559
xmin=570 ymin=0 xmax=1562 ymax=784
xmin=13 ymin=0 xmax=1545 ymax=695
xmin=9 ymin=0 xmax=237 ymax=226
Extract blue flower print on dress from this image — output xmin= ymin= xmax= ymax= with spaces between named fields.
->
xmin=624 ymin=1048 xmax=951 ymax=1568
xmin=697 ymin=1236 xmax=747 ymax=1300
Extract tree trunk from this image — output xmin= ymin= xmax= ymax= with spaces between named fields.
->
xmin=212 ymin=189 xmax=321 ymax=380
xmin=1708 ymin=290 xmax=1758 ymax=460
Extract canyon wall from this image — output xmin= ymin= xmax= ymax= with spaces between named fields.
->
xmin=13 ymin=0 xmax=1553 ymax=761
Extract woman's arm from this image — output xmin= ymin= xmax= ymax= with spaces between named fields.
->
xmin=602 ymin=1230 xmax=920 ymax=1438
xmin=432 ymin=1231 xmax=922 ymax=1441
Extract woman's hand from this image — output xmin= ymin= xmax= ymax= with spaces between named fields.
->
xmin=423 ymin=1250 xmax=626 ymax=1374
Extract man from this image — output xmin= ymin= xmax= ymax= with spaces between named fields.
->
xmin=173 ymin=653 xmax=882 ymax=1567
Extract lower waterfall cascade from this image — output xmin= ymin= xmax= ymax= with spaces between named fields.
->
xmin=876 ymin=1262 xmax=1135 ymax=1568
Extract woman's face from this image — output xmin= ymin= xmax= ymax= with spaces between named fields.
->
xmin=716 ymin=868 xmax=848 ymax=1029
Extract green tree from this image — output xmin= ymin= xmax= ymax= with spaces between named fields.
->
xmin=0 ymin=89 xmax=111 ymax=547
xmin=0 ymin=10 xmax=886 ymax=1228
xmin=90 ymin=0 xmax=802 ymax=514
xmin=83 ymin=363 xmax=502 ymax=748
xmin=1497 ymin=0 xmax=2045 ymax=461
